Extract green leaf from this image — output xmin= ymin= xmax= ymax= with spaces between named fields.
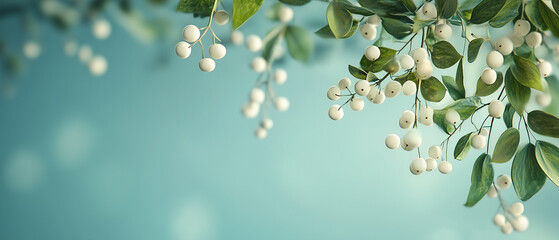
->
xmin=489 ymin=0 xmax=521 ymax=28
xmin=261 ymin=28 xmax=282 ymax=62
xmin=460 ymin=0 xmax=483 ymax=9
xmin=232 ymin=0 xmax=264 ymax=29
xmin=503 ymin=103 xmax=515 ymax=128
xmin=455 ymin=59 xmax=466 ymax=96
xmin=413 ymin=17 xmax=437 ymax=33
xmin=442 ymin=76 xmax=464 ymax=100
xmin=360 ymin=47 xmax=397 ymax=73
xmin=431 ymin=41 xmax=462 ymax=69
xmin=366 ymin=72 xmax=378 ymax=82
xmin=279 ymin=0 xmax=310 ymax=6
xmin=475 ymin=71 xmax=503 ymax=96
xmin=348 ymin=65 xmax=367 ymax=80
xmin=554 ymin=0 xmax=559 ymax=13
xmin=402 ymin=0 xmax=416 ymax=12
xmin=465 ymin=154 xmax=494 ymax=207
xmin=315 ymin=19 xmax=360 ymax=39
xmin=455 ymin=132 xmax=473 ymax=160
xmin=535 ymin=141 xmax=559 ymax=187
xmin=176 ymin=0 xmax=214 ymax=16
xmin=357 ymin=0 xmax=411 ymax=16
xmin=512 ymin=143 xmax=546 ymax=201
xmin=492 ymin=128 xmax=520 ymax=163
xmin=467 ymin=38 xmax=485 ymax=63
xmin=381 ymin=16 xmax=413 ymax=39
xmin=545 ymin=76 xmax=559 ymax=115
xmin=469 ymin=0 xmax=506 ymax=24
xmin=433 ymin=97 xmax=482 ymax=134
xmin=538 ymin=0 xmax=559 ymax=38
xmin=505 ymin=68 xmax=530 ymax=115
xmin=284 ymin=25 xmax=313 ymax=62
xmin=420 ymin=77 xmax=447 ymax=102
xmin=394 ymin=72 xmax=418 ymax=85
xmin=436 ymin=0 xmax=458 ymax=19
xmin=511 ymin=54 xmax=543 ymax=91
xmin=528 ymin=110 xmax=559 ymax=138
xmin=525 ymin=0 xmax=548 ymax=30
xmin=382 ymin=58 xmax=401 ymax=74
xmin=327 ymin=1 xmax=354 ymax=38
xmin=337 ymin=0 xmax=374 ymax=16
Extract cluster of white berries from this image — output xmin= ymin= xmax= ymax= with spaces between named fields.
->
xmin=487 ymin=174 xmax=530 ymax=234
xmin=63 ymin=41 xmax=108 ymax=76
xmin=175 ymin=10 xmax=230 ymax=72
xmin=360 ymin=15 xmax=380 ymax=40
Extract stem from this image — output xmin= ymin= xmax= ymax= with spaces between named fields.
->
xmin=487 ymin=117 xmax=495 ymax=153
xmin=397 ymin=32 xmax=418 ymax=53
xmin=189 ymin=0 xmax=220 ymax=48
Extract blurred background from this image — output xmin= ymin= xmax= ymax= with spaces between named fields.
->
xmin=1 ymin=0 xmax=559 ymax=239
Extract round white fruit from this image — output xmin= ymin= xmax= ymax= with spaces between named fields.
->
xmin=495 ymin=37 xmax=513 ymax=55
xmin=338 ymin=77 xmax=351 ymax=90
xmin=422 ymin=2 xmax=437 ymax=19
xmin=536 ymin=92 xmax=552 ymax=107
xmin=385 ymin=134 xmax=400 ymax=149
xmin=367 ymin=86 xmax=379 ymax=102
xmin=250 ymin=88 xmax=265 ymax=103
xmin=365 ymin=45 xmax=381 ymax=61
xmin=230 ymin=30 xmax=244 ymax=45
xmin=242 ymin=102 xmax=260 ymax=118
xmin=367 ymin=15 xmax=380 ymax=25
xmin=514 ymin=20 xmax=531 ymax=37
xmin=417 ymin=59 xmax=433 ymax=79
xmin=471 ymin=134 xmax=487 ymax=149
xmin=278 ymin=6 xmax=294 ymax=23
xmin=480 ymin=128 xmax=489 ymax=137
xmin=246 ymin=35 xmax=263 ymax=52
xmin=481 ymin=68 xmax=497 ymax=84
xmin=501 ymin=222 xmax=513 ymax=235
xmin=426 ymin=158 xmax=437 ymax=172
xmin=328 ymin=105 xmax=344 ymax=120
xmin=510 ymin=202 xmax=524 ymax=217
xmin=92 ymin=18 xmax=111 ymax=40
xmin=487 ymin=50 xmax=504 ymax=69
xmin=488 ymin=100 xmax=505 ymax=118
xmin=402 ymin=81 xmax=417 ymax=95
xmin=89 ymin=55 xmax=108 ymax=76
xmin=274 ymin=97 xmax=290 ymax=111
xmin=251 ymin=57 xmax=267 ymax=72
xmin=435 ymin=24 xmax=452 ymax=39
xmin=350 ymin=97 xmax=364 ymax=111
xmin=402 ymin=131 xmax=422 ymax=151
xmin=428 ymin=145 xmax=442 ymax=159
xmin=494 ymin=214 xmax=506 ymax=227
xmin=418 ymin=106 xmax=434 ymax=126
xmin=410 ymin=157 xmax=427 ymax=175
xmin=438 ymin=161 xmax=453 ymax=174
xmin=399 ymin=54 xmax=414 ymax=69
xmin=23 ymin=41 xmax=41 ymax=59
xmin=525 ymin=31 xmax=542 ymax=48
xmin=327 ymin=86 xmax=341 ymax=100
xmin=209 ymin=44 xmax=226 ymax=59
xmin=372 ymin=91 xmax=386 ymax=104
xmin=182 ymin=25 xmax=200 ymax=42
xmin=497 ymin=174 xmax=512 ymax=189
xmin=354 ymin=80 xmax=371 ymax=96
xmin=399 ymin=110 xmax=415 ymax=129
xmin=175 ymin=41 xmax=192 ymax=59
xmin=487 ymin=184 xmax=497 ymax=198
xmin=261 ymin=118 xmax=273 ymax=129
xmin=199 ymin=58 xmax=216 ymax=72
xmin=384 ymin=81 xmax=402 ymax=98
xmin=445 ymin=109 xmax=460 ymax=125
xmin=510 ymin=35 xmax=525 ymax=48
xmin=255 ymin=127 xmax=267 ymax=139
xmin=412 ymin=48 xmax=428 ymax=63
xmin=214 ymin=10 xmax=230 ymax=25
xmin=538 ymin=61 xmax=552 ymax=77
xmin=512 ymin=216 xmax=529 ymax=232
xmin=360 ymin=23 xmax=377 ymax=40
xmin=274 ymin=68 xmax=287 ymax=85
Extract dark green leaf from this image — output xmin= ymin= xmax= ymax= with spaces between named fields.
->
xmin=338 ymin=0 xmax=374 ymax=16
xmin=383 ymin=58 xmax=401 ymax=74
xmin=535 ymin=141 xmax=559 ymax=187
xmin=460 ymin=0 xmax=483 ymax=9
xmin=465 ymin=154 xmax=494 ymax=207
xmin=528 ymin=110 xmax=559 ymax=138
xmin=455 ymin=132 xmax=473 ymax=160
xmin=279 ymin=0 xmax=311 ymax=6
xmin=394 ymin=72 xmax=418 ymax=85
xmin=503 ymin=103 xmax=515 ymax=128
xmin=489 ymin=0 xmax=521 ymax=28
xmin=357 ymin=0 xmax=411 ymax=16
xmin=436 ymin=0 xmax=458 ymax=19
xmin=402 ymin=0 xmax=416 ymax=12
xmin=366 ymin=72 xmax=378 ymax=82
xmin=381 ymin=16 xmax=413 ymax=39
xmin=511 ymin=54 xmax=543 ymax=91
xmin=545 ymin=76 xmax=559 ymax=115
xmin=512 ymin=143 xmax=546 ymax=201
xmin=261 ymin=27 xmax=283 ymax=62
xmin=505 ymin=68 xmax=530 ymax=115
xmin=315 ymin=19 xmax=360 ymax=39
xmin=525 ymin=0 xmax=548 ymax=30
xmin=420 ymin=76 xmax=447 ymax=102
xmin=285 ymin=25 xmax=313 ymax=62
xmin=554 ymin=0 xmax=559 ymax=14
xmin=492 ymin=128 xmax=520 ymax=163
xmin=442 ymin=76 xmax=464 ymax=100
xmin=360 ymin=47 xmax=397 ymax=73
xmin=455 ymin=59 xmax=466 ymax=96
xmin=475 ymin=71 xmax=503 ymax=96
xmin=538 ymin=0 xmax=559 ymax=38
xmin=327 ymin=1 xmax=354 ymax=38
xmin=348 ymin=65 xmax=367 ymax=80
xmin=469 ymin=0 xmax=506 ymax=24
xmin=176 ymin=0 xmax=213 ymax=16
xmin=433 ymin=97 xmax=482 ymax=134
xmin=232 ymin=0 xmax=264 ymax=29
xmin=413 ymin=17 xmax=437 ymax=33
xmin=431 ymin=41 xmax=462 ymax=69
xmin=467 ymin=38 xmax=485 ymax=63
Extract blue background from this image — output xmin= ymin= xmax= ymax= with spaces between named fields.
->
xmin=1 ymin=1 xmax=558 ymax=239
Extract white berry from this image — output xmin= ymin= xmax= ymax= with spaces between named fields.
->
xmin=214 ymin=10 xmax=230 ymax=25
xmin=251 ymin=57 xmax=267 ymax=72
xmin=514 ymin=20 xmax=531 ymax=37
xmin=410 ymin=157 xmax=427 ymax=175
xmin=402 ymin=130 xmax=422 ymax=151
xmin=399 ymin=110 xmax=415 ymax=129
xmin=412 ymin=48 xmax=428 ymax=63
xmin=250 ymin=88 xmax=265 ymax=104
xmin=494 ymin=214 xmax=506 ymax=226
xmin=255 ymin=127 xmax=267 ymax=139
xmin=525 ymin=31 xmax=542 ymax=48
xmin=438 ymin=161 xmax=453 ymax=174
xmin=417 ymin=59 xmax=433 ymax=79
xmin=199 ymin=58 xmax=216 ymax=72
xmin=512 ymin=216 xmax=529 ymax=232
xmin=421 ymin=2 xmax=437 ymax=19
xmin=385 ymin=134 xmax=400 ymax=149
xmin=89 ymin=55 xmax=108 ymax=76
xmin=246 ymin=35 xmax=263 ymax=52
xmin=230 ymin=30 xmax=244 ymax=45
xmin=495 ymin=37 xmax=513 ymax=55
xmin=328 ymin=105 xmax=344 ymax=120
xmin=501 ymin=222 xmax=513 ymax=234
xmin=327 ymin=86 xmax=341 ymax=100
xmin=481 ymin=68 xmax=497 ymax=84
xmin=278 ymin=6 xmax=294 ymax=23
xmin=274 ymin=68 xmax=287 ymax=85
xmin=445 ymin=109 xmax=460 ymax=125
xmin=402 ymin=81 xmax=417 ymax=95
xmin=511 ymin=35 xmax=525 ymax=48
xmin=367 ymin=15 xmax=380 ymax=25
xmin=399 ymin=54 xmax=414 ymax=69
xmin=360 ymin=23 xmax=377 ymax=40
xmin=539 ymin=61 xmax=552 ymax=77
xmin=175 ymin=41 xmax=192 ymax=59
xmin=274 ymin=97 xmax=290 ymax=111
xmin=338 ymin=77 xmax=351 ymax=90
xmin=418 ymin=106 xmax=434 ymax=126
xmin=471 ymin=134 xmax=486 ymax=149
xmin=488 ymin=100 xmax=504 ymax=118
xmin=426 ymin=158 xmax=437 ymax=172
xmin=367 ymin=86 xmax=379 ymax=102
xmin=242 ymin=102 xmax=260 ymax=118
xmin=487 ymin=184 xmax=497 ymax=198
xmin=92 ymin=18 xmax=111 ymax=40
xmin=365 ymin=45 xmax=381 ymax=61
xmin=536 ymin=92 xmax=552 ymax=107
xmin=510 ymin=202 xmax=524 ymax=217
xmin=384 ymin=81 xmax=402 ymax=98
xmin=261 ymin=118 xmax=273 ymax=129
xmin=350 ymin=97 xmax=364 ymax=111
xmin=486 ymin=50 xmax=503 ymax=69
xmin=23 ymin=41 xmax=41 ymax=59
xmin=435 ymin=24 xmax=452 ymax=39
xmin=428 ymin=145 xmax=442 ymax=159
xmin=372 ymin=90 xmax=385 ymax=104
xmin=209 ymin=44 xmax=226 ymax=59
xmin=497 ymin=174 xmax=512 ymax=189
xmin=480 ymin=128 xmax=489 ymax=137
xmin=354 ymin=80 xmax=371 ymax=96
xmin=182 ymin=25 xmax=200 ymax=42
